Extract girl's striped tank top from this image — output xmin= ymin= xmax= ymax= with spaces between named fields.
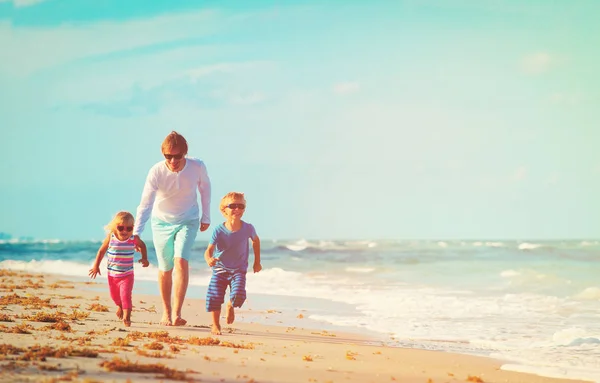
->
xmin=106 ymin=234 xmax=135 ymax=277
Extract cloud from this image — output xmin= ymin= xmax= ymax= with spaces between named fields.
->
xmin=332 ymin=81 xmax=360 ymax=95
xmin=0 ymin=8 xmax=282 ymax=114
xmin=476 ymin=175 xmax=500 ymax=190
xmin=549 ymin=92 xmax=580 ymax=106
xmin=230 ymin=91 xmax=265 ymax=105
xmin=76 ymin=66 xmax=269 ymax=117
xmin=79 ymin=83 xmax=163 ymax=117
xmin=0 ymin=0 xmax=45 ymax=7
xmin=187 ymin=61 xmax=276 ymax=82
xmin=0 ymin=10 xmax=282 ymax=114
xmin=545 ymin=173 xmax=560 ymax=186
xmin=0 ymin=10 xmax=219 ymax=77
xmin=513 ymin=166 xmax=527 ymax=181
xmin=521 ymin=52 xmax=554 ymax=75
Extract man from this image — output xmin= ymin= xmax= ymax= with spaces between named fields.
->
xmin=134 ymin=131 xmax=211 ymax=326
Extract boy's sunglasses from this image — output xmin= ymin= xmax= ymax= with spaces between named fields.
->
xmin=164 ymin=154 xmax=184 ymax=160
xmin=117 ymin=226 xmax=134 ymax=232
xmin=226 ymin=204 xmax=245 ymax=210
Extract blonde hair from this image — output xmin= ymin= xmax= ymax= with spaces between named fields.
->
xmin=219 ymin=192 xmax=246 ymax=212
xmin=104 ymin=211 xmax=135 ymax=234
xmin=161 ymin=131 xmax=188 ymax=155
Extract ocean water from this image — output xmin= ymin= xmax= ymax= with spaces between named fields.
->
xmin=1 ymin=238 xmax=599 ymax=382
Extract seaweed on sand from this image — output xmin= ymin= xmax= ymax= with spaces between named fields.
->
xmin=100 ymin=356 xmax=197 ymax=381
xmin=0 ymin=294 xmax=57 ymax=309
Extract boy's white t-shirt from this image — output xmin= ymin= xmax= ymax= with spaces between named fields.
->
xmin=134 ymin=158 xmax=211 ymax=235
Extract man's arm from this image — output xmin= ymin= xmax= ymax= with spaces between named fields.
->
xmin=197 ymin=161 xmax=211 ymax=231
xmin=135 ymin=236 xmax=149 ymax=267
xmin=134 ymin=168 xmax=159 ymax=236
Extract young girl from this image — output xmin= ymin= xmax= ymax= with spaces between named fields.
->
xmin=89 ymin=211 xmax=149 ymax=327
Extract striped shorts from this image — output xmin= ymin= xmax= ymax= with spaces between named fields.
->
xmin=206 ymin=267 xmax=247 ymax=312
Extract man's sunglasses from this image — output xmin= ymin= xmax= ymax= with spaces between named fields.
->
xmin=117 ymin=226 xmax=134 ymax=232
xmin=226 ymin=204 xmax=245 ymax=210
xmin=164 ymin=154 xmax=184 ymax=160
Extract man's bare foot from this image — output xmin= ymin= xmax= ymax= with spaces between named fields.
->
xmin=160 ymin=313 xmax=172 ymax=326
xmin=173 ymin=317 xmax=187 ymax=326
xmin=123 ymin=319 xmax=131 ymax=327
xmin=211 ymin=323 xmax=221 ymax=335
xmin=116 ymin=307 xmax=123 ymax=320
xmin=226 ymin=302 xmax=235 ymax=325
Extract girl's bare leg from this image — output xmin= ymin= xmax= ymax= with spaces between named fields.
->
xmin=116 ymin=306 xmax=123 ymax=320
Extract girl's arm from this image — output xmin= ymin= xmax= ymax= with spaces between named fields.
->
xmin=89 ymin=233 xmax=110 ymax=279
xmin=251 ymin=235 xmax=261 ymax=273
xmin=135 ymin=236 xmax=149 ymax=267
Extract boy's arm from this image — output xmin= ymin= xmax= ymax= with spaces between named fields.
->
xmin=135 ymin=236 xmax=149 ymax=267
xmin=204 ymin=243 xmax=217 ymax=267
xmin=89 ymin=234 xmax=110 ymax=279
xmin=251 ymin=235 xmax=261 ymax=273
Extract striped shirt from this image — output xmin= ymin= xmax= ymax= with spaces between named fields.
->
xmin=107 ymin=234 xmax=135 ymax=277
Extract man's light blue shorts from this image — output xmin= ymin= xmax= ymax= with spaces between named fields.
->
xmin=151 ymin=217 xmax=199 ymax=271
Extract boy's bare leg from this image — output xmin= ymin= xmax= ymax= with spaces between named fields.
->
xmin=123 ymin=309 xmax=131 ymax=327
xmin=172 ymin=258 xmax=189 ymax=326
xmin=226 ymin=301 xmax=235 ymax=324
xmin=116 ymin=306 xmax=123 ymax=320
xmin=211 ymin=310 xmax=221 ymax=335
xmin=158 ymin=269 xmax=173 ymax=326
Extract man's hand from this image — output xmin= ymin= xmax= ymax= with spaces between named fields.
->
xmin=200 ymin=223 xmax=210 ymax=232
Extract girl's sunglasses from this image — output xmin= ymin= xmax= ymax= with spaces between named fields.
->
xmin=117 ymin=226 xmax=134 ymax=232
xmin=226 ymin=203 xmax=245 ymax=210
xmin=164 ymin=154 xmax=184 ymax=160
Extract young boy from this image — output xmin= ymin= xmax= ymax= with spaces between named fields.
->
xmin=204 ymin=192 xmax=261 ymax=335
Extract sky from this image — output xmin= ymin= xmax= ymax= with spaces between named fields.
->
xmin=1 ymin=0 xmax=599 ymax=241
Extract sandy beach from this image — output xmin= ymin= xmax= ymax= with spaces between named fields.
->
xmin=0 ymin=269 xmax=591 ymax=383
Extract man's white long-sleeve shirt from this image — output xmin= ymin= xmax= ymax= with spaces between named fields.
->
xmin=134 ymin=158 xmax=211 ymax=236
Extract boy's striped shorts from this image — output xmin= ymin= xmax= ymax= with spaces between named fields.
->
xmin=206 ymin=267 xmax=247 ymax=312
